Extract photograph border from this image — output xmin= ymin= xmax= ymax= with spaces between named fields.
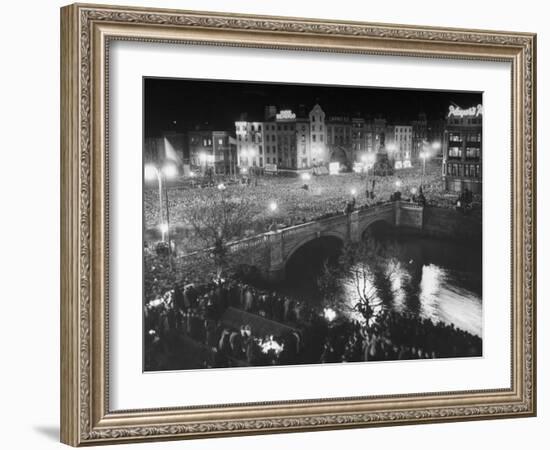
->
xmin=60 ymin=3 xmax=536 ymax=446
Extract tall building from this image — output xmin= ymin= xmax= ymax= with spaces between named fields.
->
xmin=212 ymin=131 xmax=238 ymax=175
xmin=372 ymin=118 xmax=387 ymax=154
xmin=235 ymin=104 xmax=330 ymax=171
xmin=352 ymin=117 xmax=368 ymax=158
xmin=326 ymin=116 xmax=352 ymax=168
xmin=308 ymin=104 xmax=327 ymax=166
xmin=386 ymin=125 xmax=413 ymax=169
xmin=411 ymin=113 xmax=428 ymax=161
xmin=235 ymin=120 xmax=266 ymax=168
xmin=189 ymin=129 xmax=237 ymax=175
xmin=442 ymin=104 xmax=483 ymax=193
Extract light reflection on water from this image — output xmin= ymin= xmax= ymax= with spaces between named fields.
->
xmin=340 ymin=259 xmax=482 ymax=337
xmin=286 ymin=236 xmax=483 ymax=338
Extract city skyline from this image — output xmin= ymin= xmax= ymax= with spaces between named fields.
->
xmin=144 ymin=77 xmax=482 ymax=138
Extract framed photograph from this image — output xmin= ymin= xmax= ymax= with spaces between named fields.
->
xmin=60 ymin=3 xmax=536 ymax=446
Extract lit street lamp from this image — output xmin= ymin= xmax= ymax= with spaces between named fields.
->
xmin=301 ymin=172 xmax=311 ymax=188
xmin=144 ymin=162 xmax=178 ymax=249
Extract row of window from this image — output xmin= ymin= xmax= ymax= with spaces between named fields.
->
xmin=449 ymin=132 xmax=482 ymax=142
xmin=448 ymin=117 xmax=482 ymax=125
xmin=448 ymin=146 xmax=481 ymax=159
xmin=445 ymin=163 xmax=481 ymax=178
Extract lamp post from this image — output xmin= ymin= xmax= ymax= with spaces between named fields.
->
xmin=301 ymin=172 xmax=311 ymax=189
xmin=145 ymin=162 xmax=178 ymax=263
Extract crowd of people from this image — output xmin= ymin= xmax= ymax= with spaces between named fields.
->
xmin=143 ymin=160 xmax=483 ymax=371
xmin=144 ymin=274 xmax=483 ymax=371
xmin=144 ymin=160 xmax=476 ymax=241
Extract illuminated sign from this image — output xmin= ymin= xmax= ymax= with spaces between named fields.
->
xmin=448 ymin=104 xmax=483 ymax=118
xmin=275 ymin=109 xmax=296 ymax=120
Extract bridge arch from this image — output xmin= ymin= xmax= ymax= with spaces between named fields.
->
xmin=283 ymin=232 xmax=345 ymax=269
xmin=281 ymin=232 xmax=345 ymax=283
xmin=359 ymin=218 xmax=395 ymax=241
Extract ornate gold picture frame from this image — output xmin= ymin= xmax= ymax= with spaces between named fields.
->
xmin=60 ymin=3 xmax=536 ymax=446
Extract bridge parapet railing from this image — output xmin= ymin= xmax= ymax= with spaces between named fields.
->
xmin=280 ymin=213 xmax=347 ymax=239
xmin=397 ymin=200 xmax=424 ymax=211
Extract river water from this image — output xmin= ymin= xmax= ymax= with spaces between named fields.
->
xmin=283 ymin=233 xmax=483 ymax=338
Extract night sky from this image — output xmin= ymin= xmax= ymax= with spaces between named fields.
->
xmin=144 ymin=77 xmax=482 ymax=138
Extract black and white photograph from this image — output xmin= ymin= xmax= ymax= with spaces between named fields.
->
xmin=142 ymin=78 xmax=483 ymax=372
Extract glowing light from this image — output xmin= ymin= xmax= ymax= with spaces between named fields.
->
xmin=448 ymin=104 xmax=483 ymax=118
xmin=159 ymin=223 xmax=169 ymax=234
xmin=420 ymin=152 xmax=428 ymax=160
xmin=260 ymin=336 xmax=284 ymax=355
xmin=199 ymin=152 xmax=207 ymax=163
xmin=269 ymin=201 xmax=278 ymax=212
xmin=148 ymin=298 xmax=163 ymax=308
xmin=217 ymin=183 xmax=226 ymax=191
xmin=301 ymin=173 xmax=311 ymax=182
xmin=189 ymin=171 xmax=196 ymax=178
xmin=350 ymin=188 xmax=357 ymax=196
xmin=240 ymin=167 xmax=248 ymax=174
xmin=411 ymin=187 xmax=418 ymax=195
xmin=144 ymin=164 xmax=158 ymax=181
xmin=323 ymin=307 xmax=337 ymax=323
xmin=432 ymin=141 xmax=442 ymax=151
xmin=162 ymin=163 xmax=178 ymax=179
xmin=395 ymin=180 xmax=402 ymax=188
xmin=275 ymin=109 xmax=296 ymax=120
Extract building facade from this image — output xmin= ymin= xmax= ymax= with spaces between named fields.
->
xmin=236 ymin=104 xmax=331 ymax=172
xmin=387 ymin=125 xmax=413 ymax=169
xmin=442 ymin=104 xmax=483 ymax=193
xmin=411 ymin=113 xmax=428 ymax=161
xmin=189 ymin=129 xmax=237 ymax=175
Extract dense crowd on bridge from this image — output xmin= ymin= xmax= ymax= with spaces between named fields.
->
xmin=144 ymin=161 xmax=479 ymax=241
xmin=144 ymin=275 xmax=482 ymax=371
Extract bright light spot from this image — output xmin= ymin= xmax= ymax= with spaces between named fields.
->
xmin=240 ymin=167 xmax=248 ymax=174
xmin=217 ymin=183 xmax=226 ymax=191
xmin=260 ymin=336 xmax=284 ymax=355
xmin=329 ymin=162 xmax=340 ymax=175
xmin=189 ymin=171 xmax=196 ymax=178
xmin=301 ymin=173 xmax=311 ymax=181
xmin=162 ymin=163 xmax=178 ymax=179
xmin=432 ymin=141 xmax=441 ymax=151
xmin=323 ymin=307 xmax=337 ymax=322
xmin=159 ymin=223 xmax=169 ymax=234
xmin=395 ymin=180 xmax=402 ymax=188
xmin=350 ymin=188 xmax=357 ymax=196
xmin=144 ymin=164 xmax=158 ymax=181
xmin=148 ymin=298 xmax=163 ymax=308
xmin=199 ymin=152 xmax=207 ymax=162
xmin=411 ymin=187 xmax=418 ymax=195
xmin=269 ymin=201 xmax=278 ymax=212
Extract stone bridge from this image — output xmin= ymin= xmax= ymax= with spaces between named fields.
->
xmin=227 ymin=201 xmax=424 ymax=281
